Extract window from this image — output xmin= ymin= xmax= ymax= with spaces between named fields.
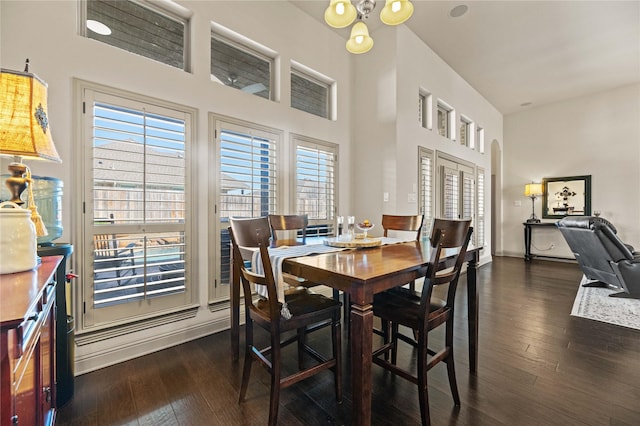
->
xmin=80 ymin=82 xmax=195 ymax=329
xmin=476 ymin=167 xmax=485 ymax=247
xmin=459 ymin=116 xmax=472 ymax=147
xmin=477 ymin=126 xmax=485 ymax=153
xmin=418 ymin=90 xmax=432 ymax=130
xmin=290 ymin=62 xmax=334 ymax=119
xmin=437 ymin=154 xmax=475 ymax=229
xmin=211 ymin=24 xmax=274 ymax=100
xmin=214 ymin=120 xmax=280 ymax=293
xmin=437 ymin=100 xmax=454 ymax=139
xmin=293 ymin=136 xmax=338 ymax=237
xmin=83 ymin=0 xmax=190 ymax=71
xmin=291 ymin=71 xmax=329 ymax=119
xmin=418 ymin=147 xmax=434 ymax=238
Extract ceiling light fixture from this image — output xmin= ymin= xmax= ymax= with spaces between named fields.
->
xmin=87 ymin=19 xmax=112 ymax=36
xmin=324 ymin=0 xmax=414 ymax=54
xmin=449 ymin=4 xmax=468 ymax=18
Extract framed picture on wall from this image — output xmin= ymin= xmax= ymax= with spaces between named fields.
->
xmin=542 ymin=175 xmax=591 ymax=219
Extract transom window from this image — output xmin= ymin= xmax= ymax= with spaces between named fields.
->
xmin=437 ymin=101 xmax=454 ymax=139
xmin=83 ymin=0 xmax=189 ymax=71
xmin=290 ymin=65 xmax=332 ymax=119
xmin=419 ymin=91 xmax=432 ymax=130
xmin=460 ymin=116 xmax=472 ymax=147
xmin=211 ymin=25 xmax=273 ymax=100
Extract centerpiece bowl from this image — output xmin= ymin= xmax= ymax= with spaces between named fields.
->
xmin=356 ymin=221 xmax=375 ymax=239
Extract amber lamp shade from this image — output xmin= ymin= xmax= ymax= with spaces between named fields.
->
xmin=0 ymin=67 xmax=61 ymax=205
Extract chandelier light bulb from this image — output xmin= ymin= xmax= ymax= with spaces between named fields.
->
xmin=380 ymin=0 xmax=414 ymax=25
xmin=346 ymin=21 xmax=374 ymax=54
xmin=325 ymin=0 xmax=357 ymax=28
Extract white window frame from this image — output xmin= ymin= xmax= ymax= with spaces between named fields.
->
xmin=418 ymin=146 xmax=434 ymax=239
xmin=292 ymin=134 xmax=338 ymax=236
xmin=210 ymin=22 xmax=277 ymax=101
xmin=76 ymin=79 xmax=197 ymax=334
xmin=209 ymin=116 xmax=283 ymax=302
xmin=476 ymin=167 xmax=486 ymax=247
xmin=79 ymin=0 xmax=192 ymax=71
xmin=437 ymin=100 xmax=455 ymax=140
xmin=419 ymin=90 xmax=433 ymax=130
xmin=436 ymin=152 xmax=476 ymax=229
xmin=477 ymin=125 xmax=485 ymax=153
xmin=459 ymin=115 xmax=473 ymax=148
xmin=290 ymin=61 xmax=336 ymax=120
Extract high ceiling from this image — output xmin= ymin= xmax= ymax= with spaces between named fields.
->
xmin=291 ymin=1 xmax=640 ymax=115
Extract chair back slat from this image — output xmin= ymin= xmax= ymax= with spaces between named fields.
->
xmin=382 ymin=214 xmax=424 ymax=239
xmin=269 ymin=214 xmax=308 ymax=245
xmin=420 ymin=219 xmax=473 ymax=315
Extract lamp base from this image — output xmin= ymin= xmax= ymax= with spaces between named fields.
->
xmin=526 ymin=218 xmax=541 ymax=223
xmin=5 ymin=161 xmax=28 ymax=205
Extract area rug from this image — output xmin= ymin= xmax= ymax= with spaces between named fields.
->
xmin=571 ymin=276 xmax=640 ymax=330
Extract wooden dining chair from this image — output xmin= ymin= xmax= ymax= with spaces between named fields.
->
xmin=372 ymin=218 xmax=472 ymax=426
xmin=268 ymin=214 xmax=308 ymax=247
xmin=229 ymin=220 xmax=342 ymax=426
xmin=382 ymin=214 xmax=424 ymax=292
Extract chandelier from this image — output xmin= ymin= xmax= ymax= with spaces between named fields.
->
xmin=324 ymin=0 xmax=414 ymax=54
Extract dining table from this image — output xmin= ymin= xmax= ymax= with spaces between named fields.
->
xmin=229 ymin=239 xmax=482 ymax=426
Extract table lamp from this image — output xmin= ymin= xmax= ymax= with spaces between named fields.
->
xmin=524 ymin=182 xmax=543 ymax=223
xmin=1 ymin=60 xmax=62 ymax=236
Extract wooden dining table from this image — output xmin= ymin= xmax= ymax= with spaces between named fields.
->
xmin=229 ymin=239 xmax=482 ymax=426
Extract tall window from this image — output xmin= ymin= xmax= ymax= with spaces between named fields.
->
xmin=214 ymin=121 xmax=280 ymax=292
xmin=418 ymin=147 xmax=434 ymax=238
xmin=80 ymin=83 xmax=194 ymax=329
xmin=293 ymin=136 xmax=337 ymax=236
xmin=211 ymin=24 xmax=274 ymax=100
xmin=476 ymin=167 xmax=486 ymax=247
xmin=82 ymin=0 xmax=189 ymax=71
xmin=290 ymin=64 xmax=332 ymax=119
xmin=438 ymin=154 xmax=475 ymax=230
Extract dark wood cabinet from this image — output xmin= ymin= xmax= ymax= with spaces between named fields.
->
xmin=1 ymin=256 xmax=62 ymax=426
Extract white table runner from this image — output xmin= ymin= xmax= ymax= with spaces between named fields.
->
xmin=251 ymin=237 xmax=414 ymax=318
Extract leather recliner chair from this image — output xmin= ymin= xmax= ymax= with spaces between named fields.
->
xmin=557 ymin=216 xmax=640 ymax=298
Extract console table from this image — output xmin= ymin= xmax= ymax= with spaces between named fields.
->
xmin=523 ymin=221 xmax=574 ymax=261
xmin=1 ymin=255 xmax=62 ymax=426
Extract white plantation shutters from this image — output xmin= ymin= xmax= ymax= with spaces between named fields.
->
xmin=294 ymin=138 xmax=337 ymax=236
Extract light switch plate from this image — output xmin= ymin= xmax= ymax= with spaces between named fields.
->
xmin=514 ymin=200 xmax=522 ymax=207
xmin=383 ymin=192 xmax=389 ymax=202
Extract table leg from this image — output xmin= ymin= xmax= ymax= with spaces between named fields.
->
xmin=467 ymin=253 xmax=479 ymax=374
xmin=524 ymin=224 xmax=532 ymax=261
xmin=231 ymin=253 xmax=240 ymax=362
xmin=351 ymin=301 xmax=373 ymax=425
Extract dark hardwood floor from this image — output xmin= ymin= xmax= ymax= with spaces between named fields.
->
xmin=57 ymin=257 xmax=640 ymax=425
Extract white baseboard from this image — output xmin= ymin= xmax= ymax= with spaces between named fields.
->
xmin=74 ymin=316 xmax=230 ymax=375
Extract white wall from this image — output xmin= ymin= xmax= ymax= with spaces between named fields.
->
xmin=1 ymin=0 xmax=352 ymax=373
xmin=351 ymin=25 xmax=502 ymax=266
xmin=2 ymin=0 xmax=505 ymax=373
xmin=502 ymin=83 xmax=640 ymax=258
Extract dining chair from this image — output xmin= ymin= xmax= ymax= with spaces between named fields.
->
xmin=268 ymin=214 xmax=308 ymax=247
xmin=267 ymin=214 xmax=341 ymax=299
xmin=382 ymin=214 xmax=424 ymax=292
xmin=371 ymin=218 xmax=472 ymax=426
xmin=229 ymin=221 xmax=342 ymax=426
